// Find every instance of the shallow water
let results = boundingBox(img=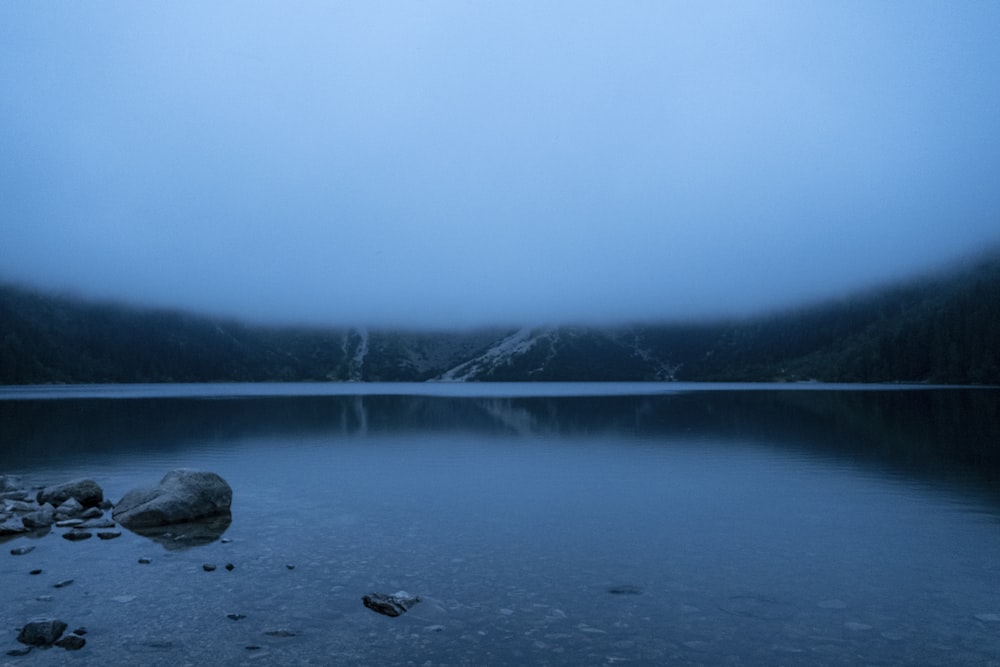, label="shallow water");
[1,383,999,665]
